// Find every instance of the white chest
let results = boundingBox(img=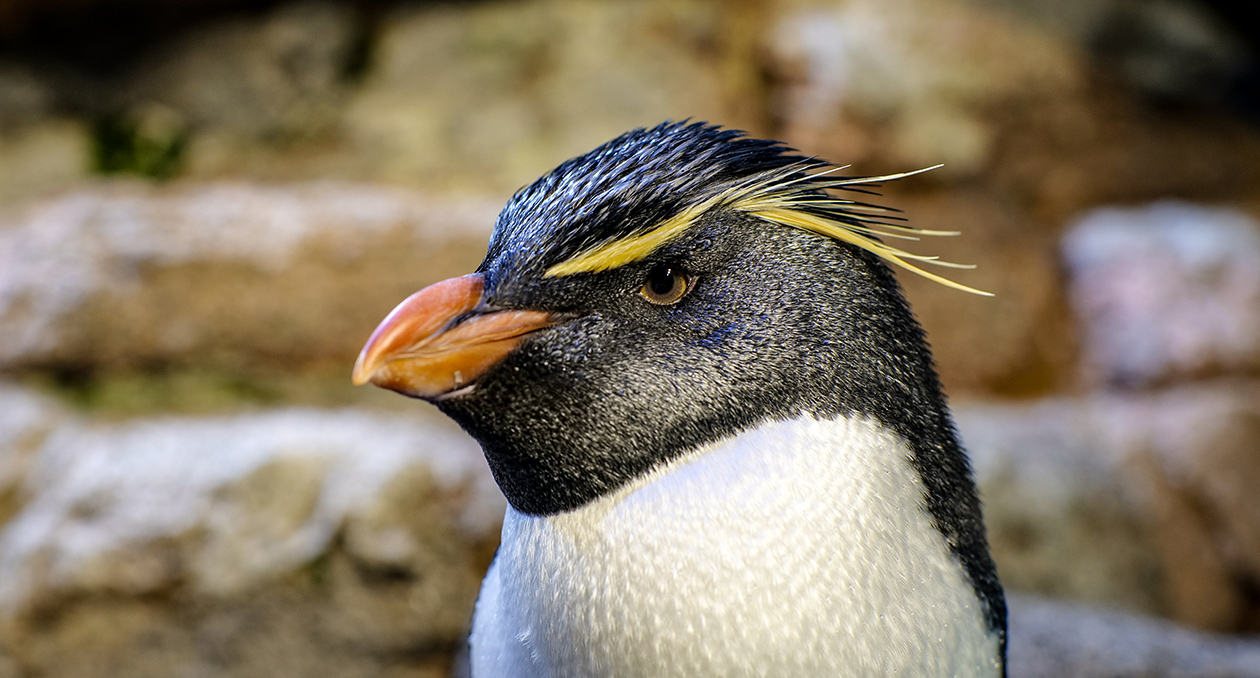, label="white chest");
[470,414,1001,677]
